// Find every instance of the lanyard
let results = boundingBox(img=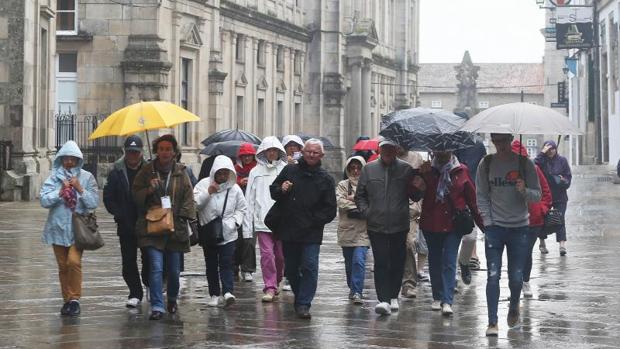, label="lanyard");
[156,171,171,196]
